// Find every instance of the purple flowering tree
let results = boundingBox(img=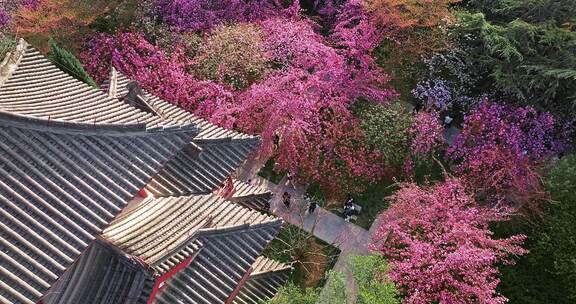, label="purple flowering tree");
[412,79,453,111]
[447,101,571,210]
[0,0,38,29]
[153,0,300,32]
